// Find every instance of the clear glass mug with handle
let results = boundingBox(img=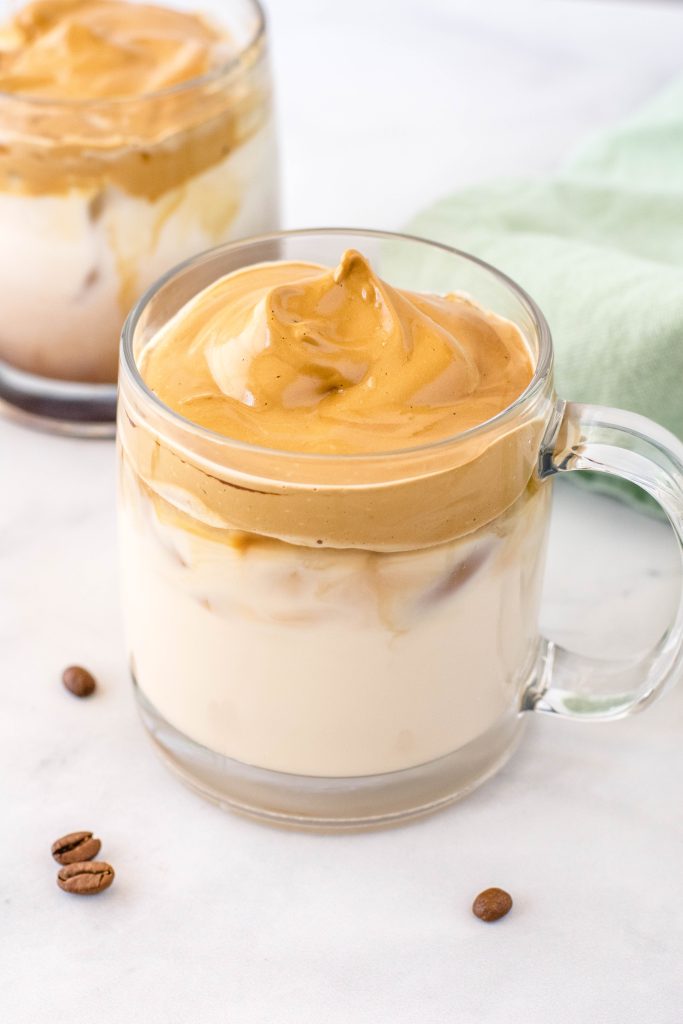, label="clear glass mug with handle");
[117,229,683,830]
